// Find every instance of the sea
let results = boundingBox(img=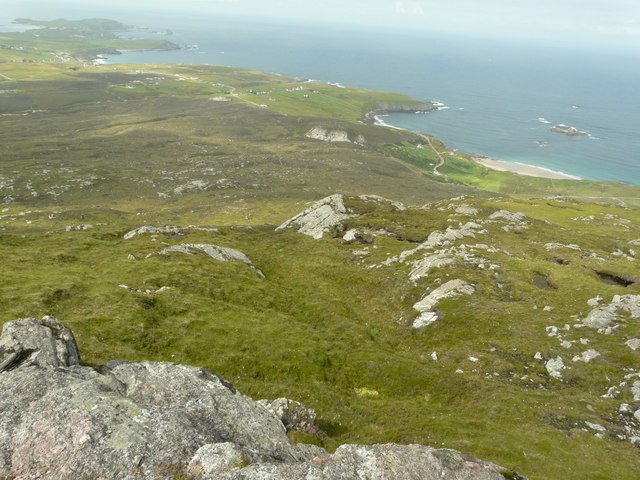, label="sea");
[3,9,639,184]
